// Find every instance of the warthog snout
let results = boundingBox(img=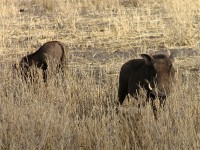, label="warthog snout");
[146,79,167,100]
